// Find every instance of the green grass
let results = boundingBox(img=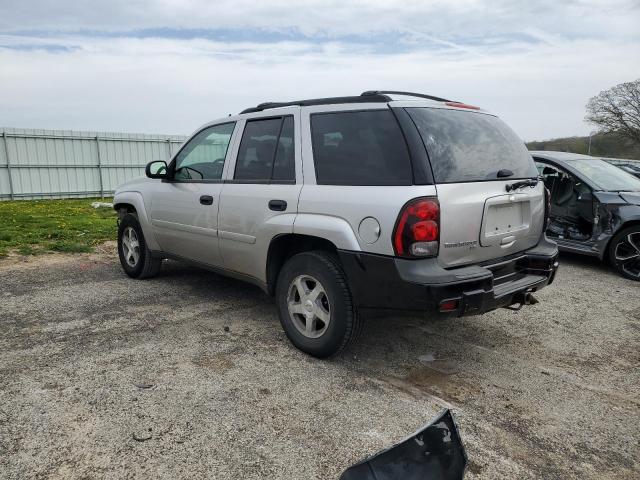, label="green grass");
[0,198,117,257]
